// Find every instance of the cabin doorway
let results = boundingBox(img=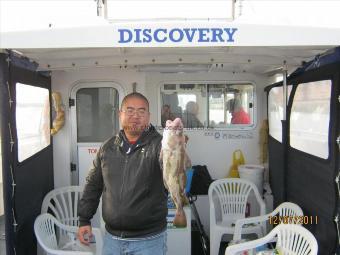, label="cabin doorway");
[70,82,122,227]
[70,82,122,186]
